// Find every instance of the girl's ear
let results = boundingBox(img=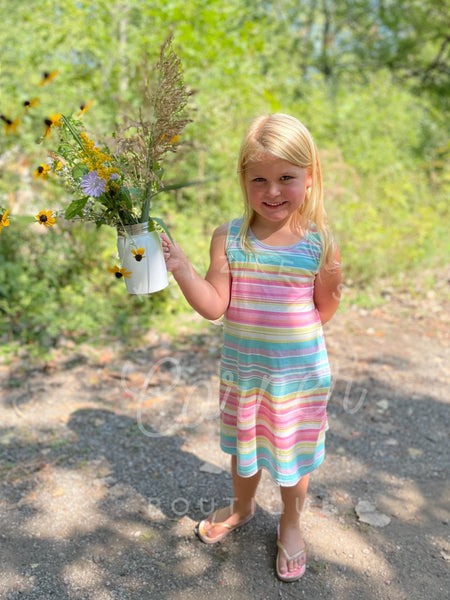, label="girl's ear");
[306,170,313,188]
